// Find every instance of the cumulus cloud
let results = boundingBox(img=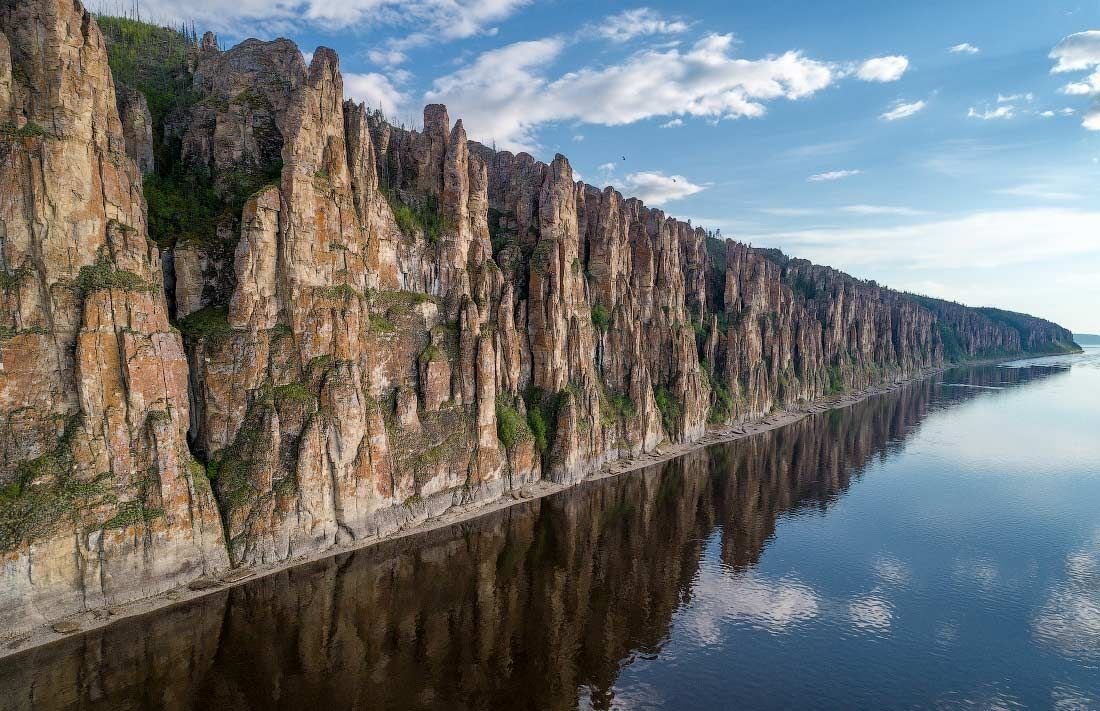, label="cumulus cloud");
[587,8,689,43]
[808,169,861,182]
[1049,31,1100,73]
[345,72,407,115]
[620,171,707,205]
[1049,31,1100,129]
[997,92,1034,103]
[660,118,685,128]
[949,43,980,54]
[968,105,1015,120]
[1085,106,1100,130]
[880,99,926,121]
[1062,78,1100,95]
[855,55,909,82]
[425,34,837,151]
